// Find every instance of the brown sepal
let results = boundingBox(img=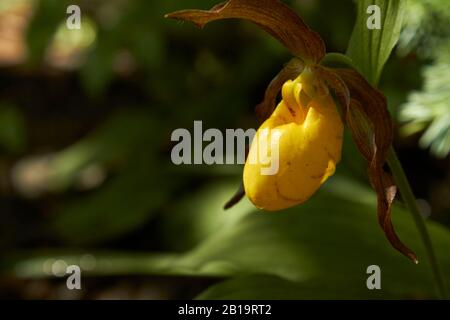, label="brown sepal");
[313,65,350,118]
[334,68,417,263]
[256,58,304,123]
[165,0,325,63]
